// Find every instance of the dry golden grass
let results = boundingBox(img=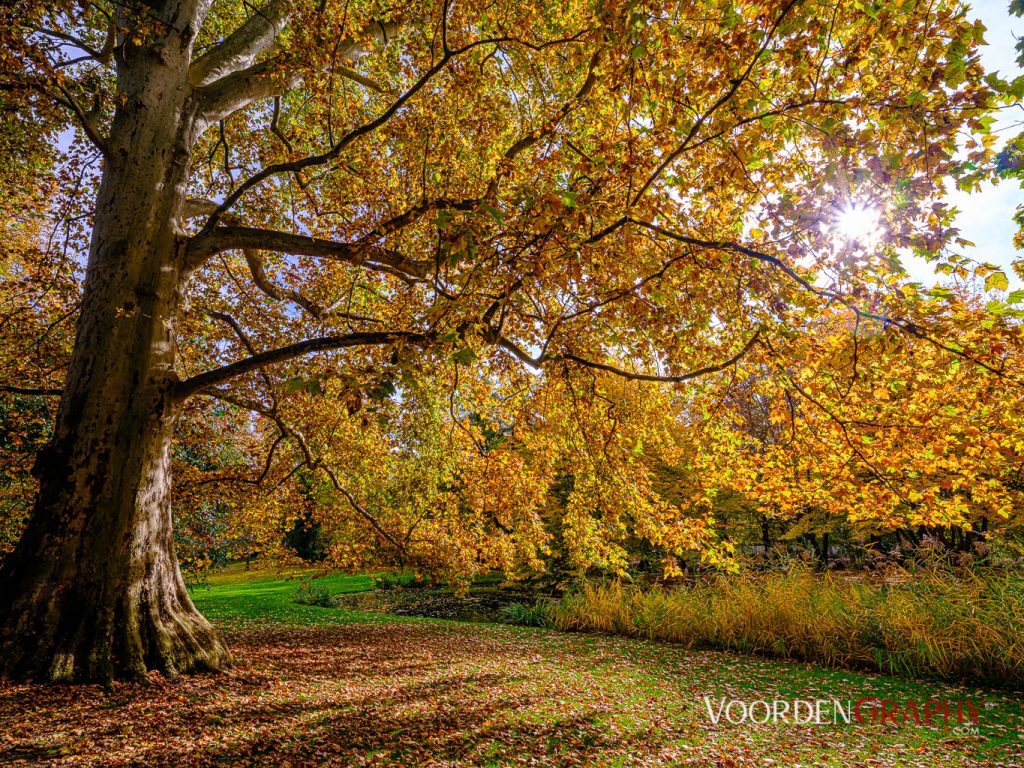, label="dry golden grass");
[551,567,1024,686]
